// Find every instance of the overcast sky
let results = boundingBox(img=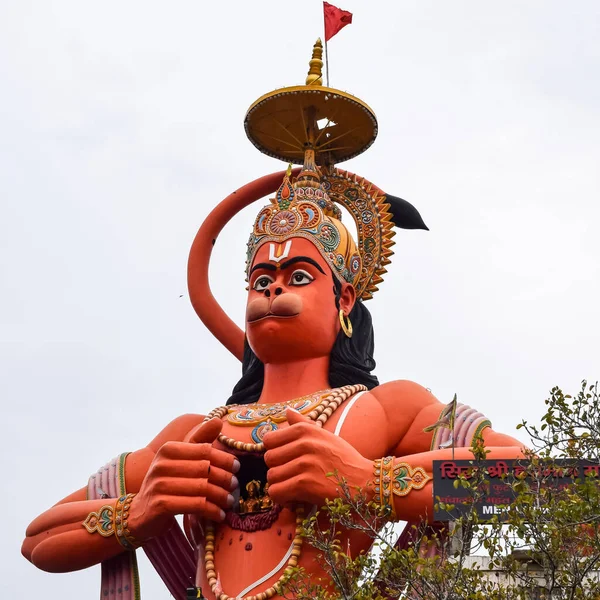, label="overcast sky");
[2,1,599,597]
